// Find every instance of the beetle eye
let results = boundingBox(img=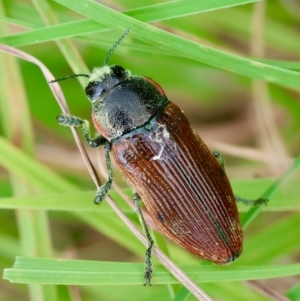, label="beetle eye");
[85,82,105,101]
